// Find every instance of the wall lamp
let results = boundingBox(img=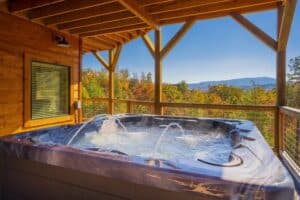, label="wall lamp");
[53,34,70,48]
